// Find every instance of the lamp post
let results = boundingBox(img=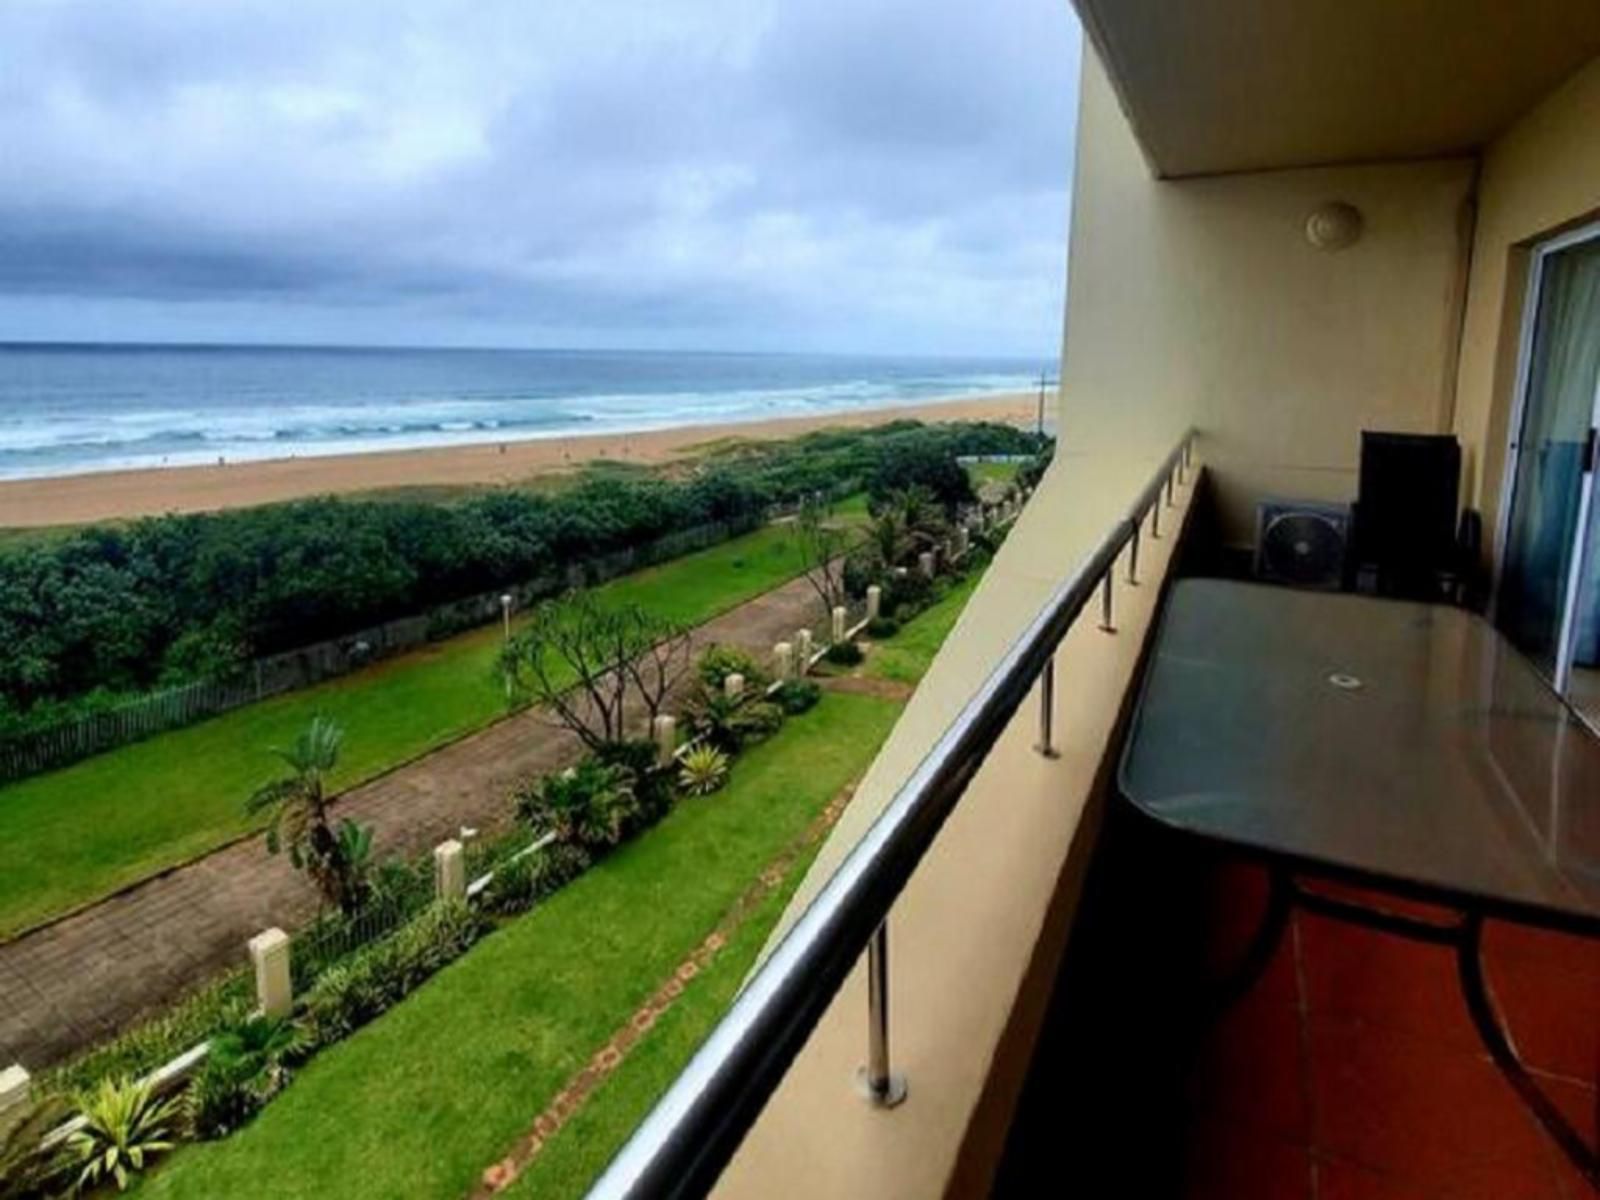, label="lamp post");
[500,594,514,698]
